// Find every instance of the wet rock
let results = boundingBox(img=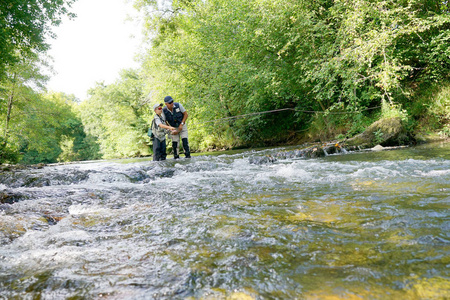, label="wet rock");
[305,147,325,158]
[43,214,66,225]
[49,170,90,185]
[0,164,27,172]
[154,168,177,178]
[283,145,328,159]
[371,145,385,151]
[0,165,11,172]
[248,155,277,165]
[0,191,28,204]
[126,170,151,182]
[0,169,93,188]
[323,145,337,155]
[0,171,35,188]
[23,176,51,187]
[0,173,51,187]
